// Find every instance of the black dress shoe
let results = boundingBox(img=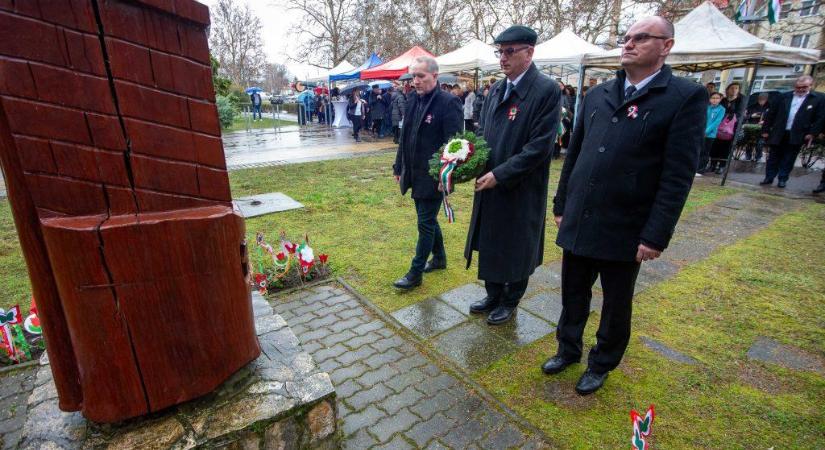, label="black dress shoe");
[423,258,446,273]
[759,178,773,185]
[541,355,576,375]
[392,273,421,290]
[777,180,787,188]
[575,369,609,395]
[469,296,499,314]
[487,305,517,325]
[813,183,825,194]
